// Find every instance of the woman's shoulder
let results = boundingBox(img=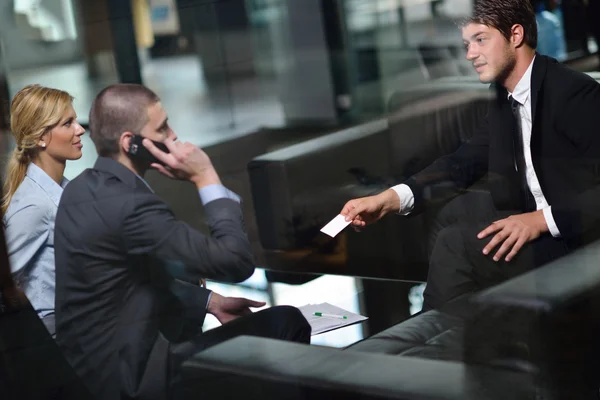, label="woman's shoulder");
[4,178,53,224]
